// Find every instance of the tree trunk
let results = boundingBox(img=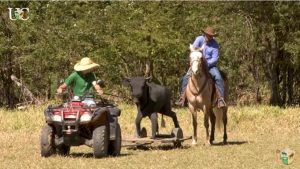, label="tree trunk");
[287,67,294,105]
[269,65,282,106]
[4,51,15,108]
[11,75,41,105]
